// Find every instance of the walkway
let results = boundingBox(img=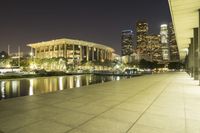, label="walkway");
[0,72,200,133]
